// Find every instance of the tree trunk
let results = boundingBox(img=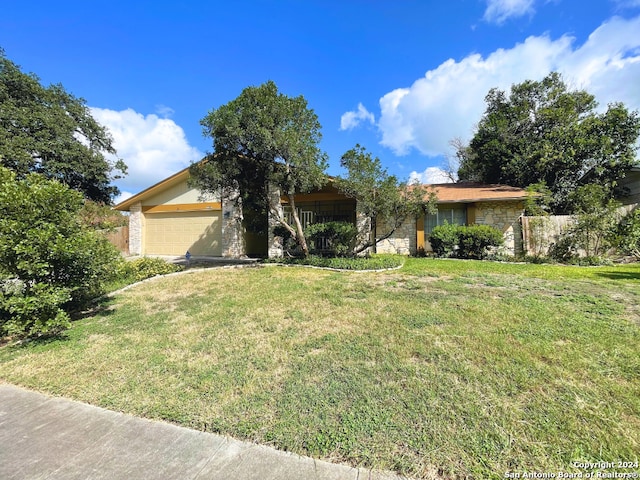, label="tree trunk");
[287,193,309,257]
